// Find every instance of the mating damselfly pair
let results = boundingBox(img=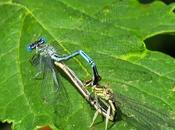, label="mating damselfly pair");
[27,38,175,130]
